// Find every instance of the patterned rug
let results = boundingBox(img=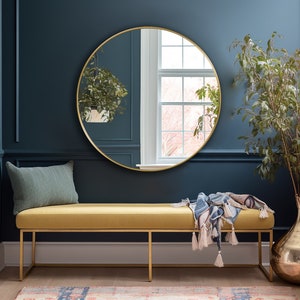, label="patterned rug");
[15,286,298,300]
